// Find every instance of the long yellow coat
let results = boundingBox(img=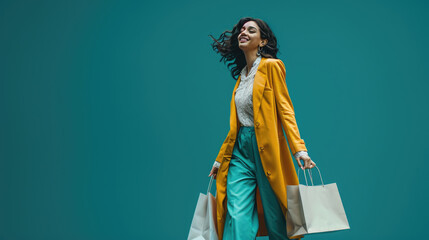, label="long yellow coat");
[215,57,308,240]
